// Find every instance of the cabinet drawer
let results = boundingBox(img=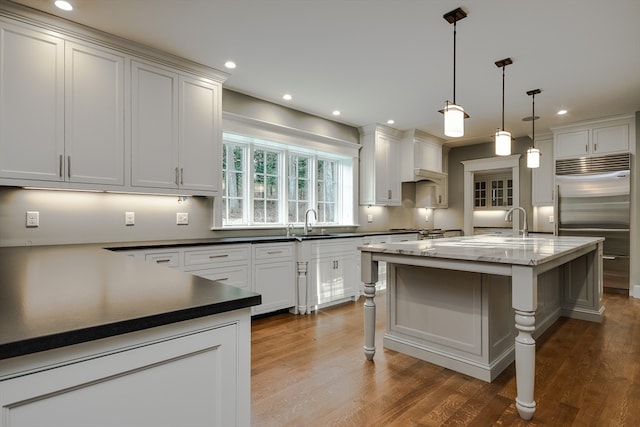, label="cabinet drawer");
[312,239,357,257]
[186,266,250,290]
[184,245,250,267]
[145,251,180,268]
[253,243,294,261]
